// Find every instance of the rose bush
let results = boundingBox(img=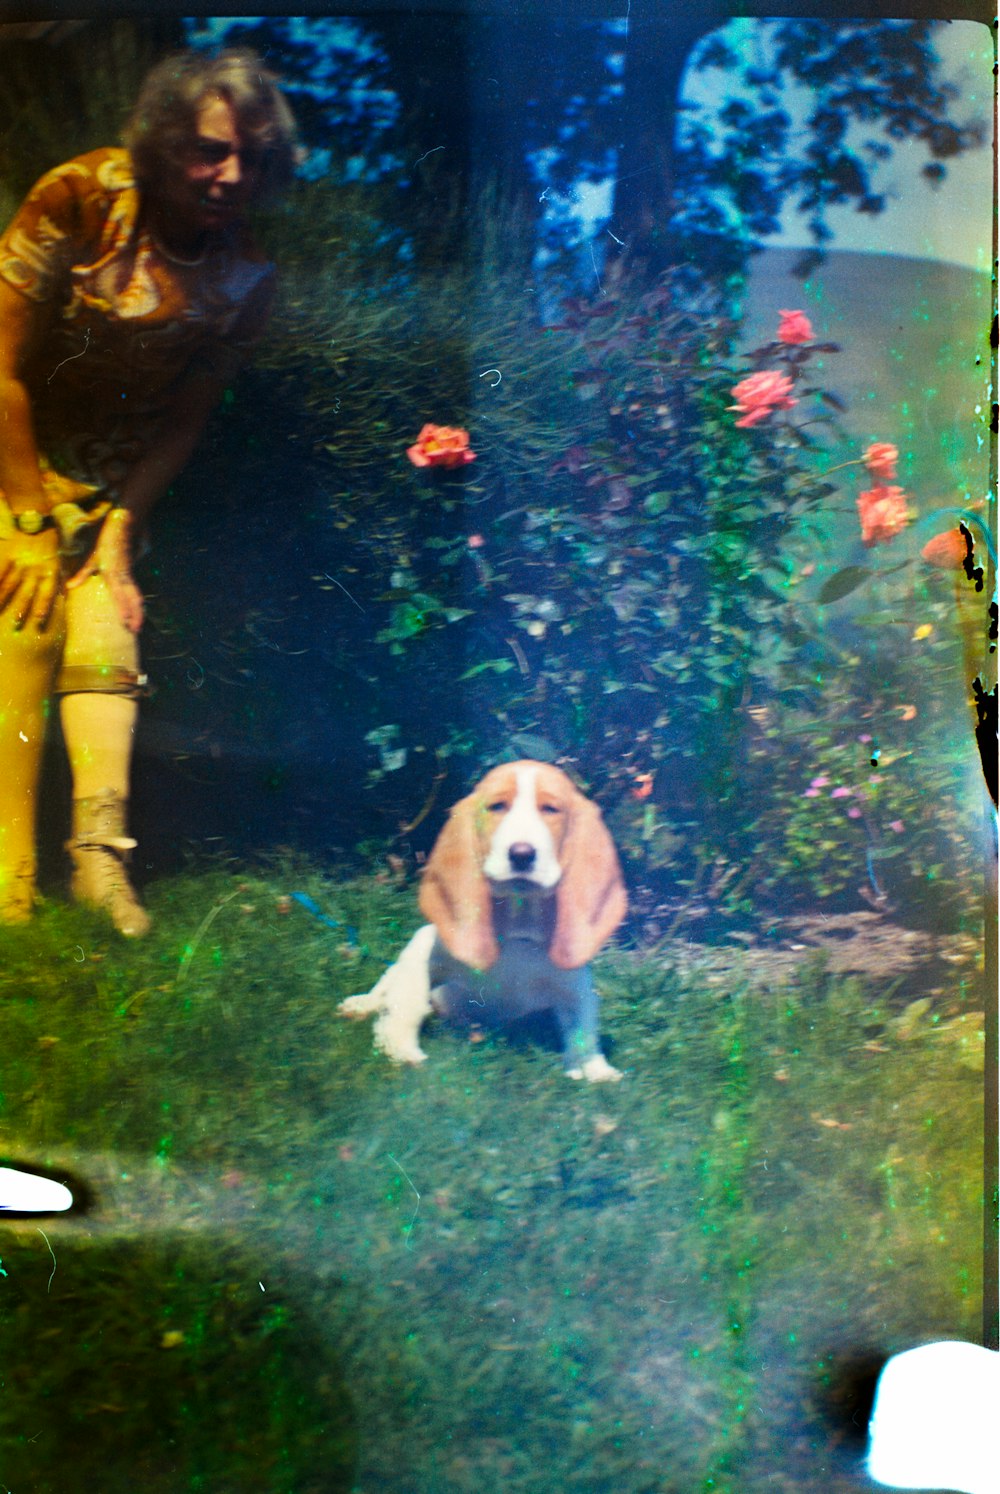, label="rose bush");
[268,236,990,926]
